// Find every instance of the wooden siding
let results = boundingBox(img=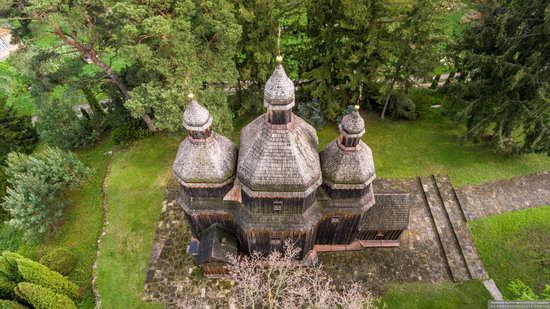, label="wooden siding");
[315,213,362,245]
[242,190,316,214]
[268,109,292,124]
[182,182,233,198]
[357,230,403,241]
[239,229,316,259]
[322,184,373,199]
[189,127,212,139]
